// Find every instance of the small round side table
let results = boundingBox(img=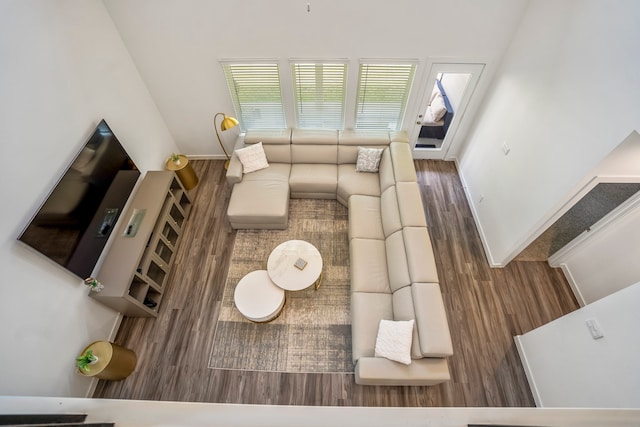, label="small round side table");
[234,270,285,322]
[78,340,137,380]
[166,155,199,190]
